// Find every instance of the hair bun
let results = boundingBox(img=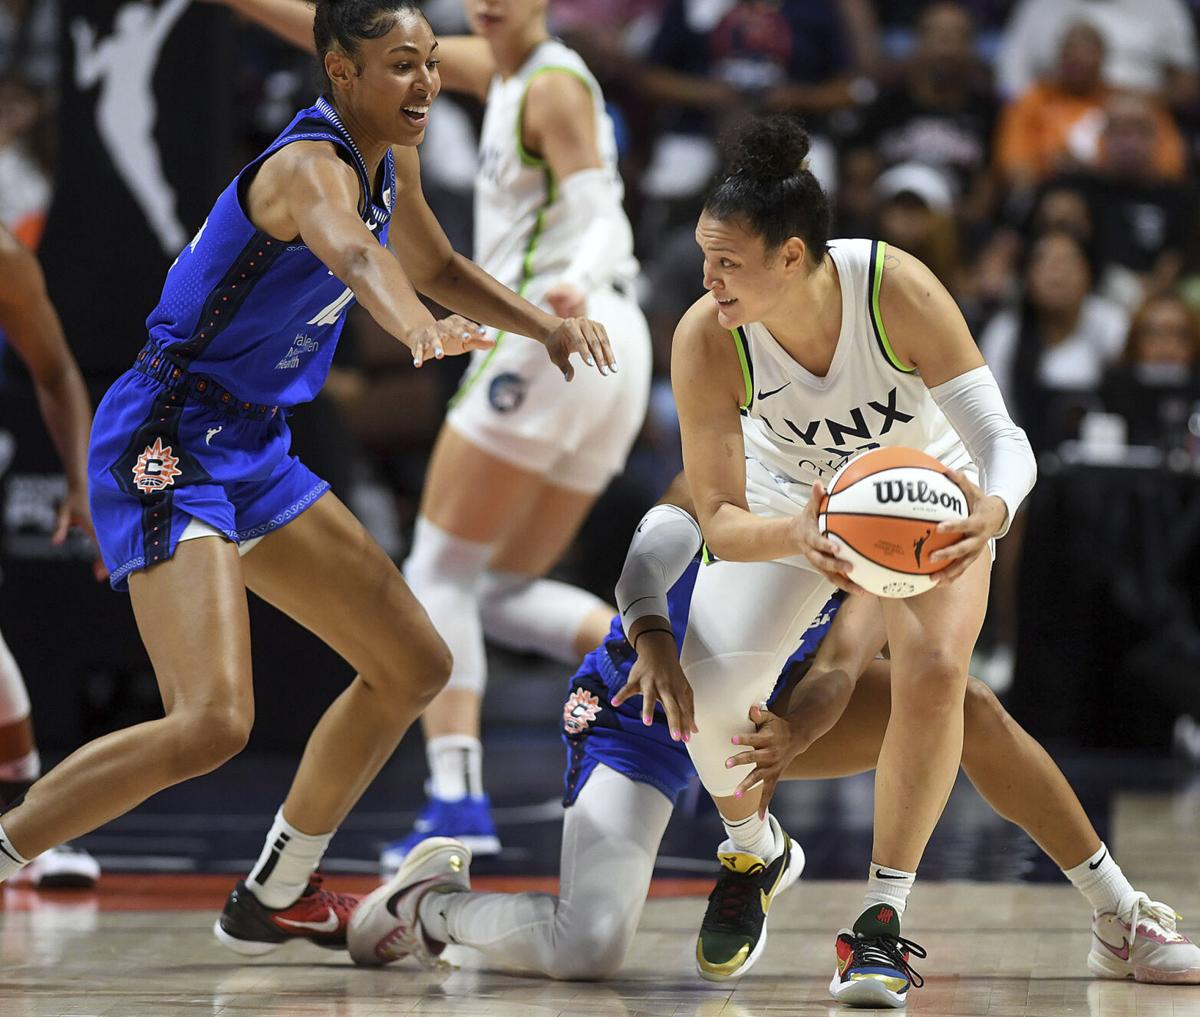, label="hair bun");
[722,115,810,183]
